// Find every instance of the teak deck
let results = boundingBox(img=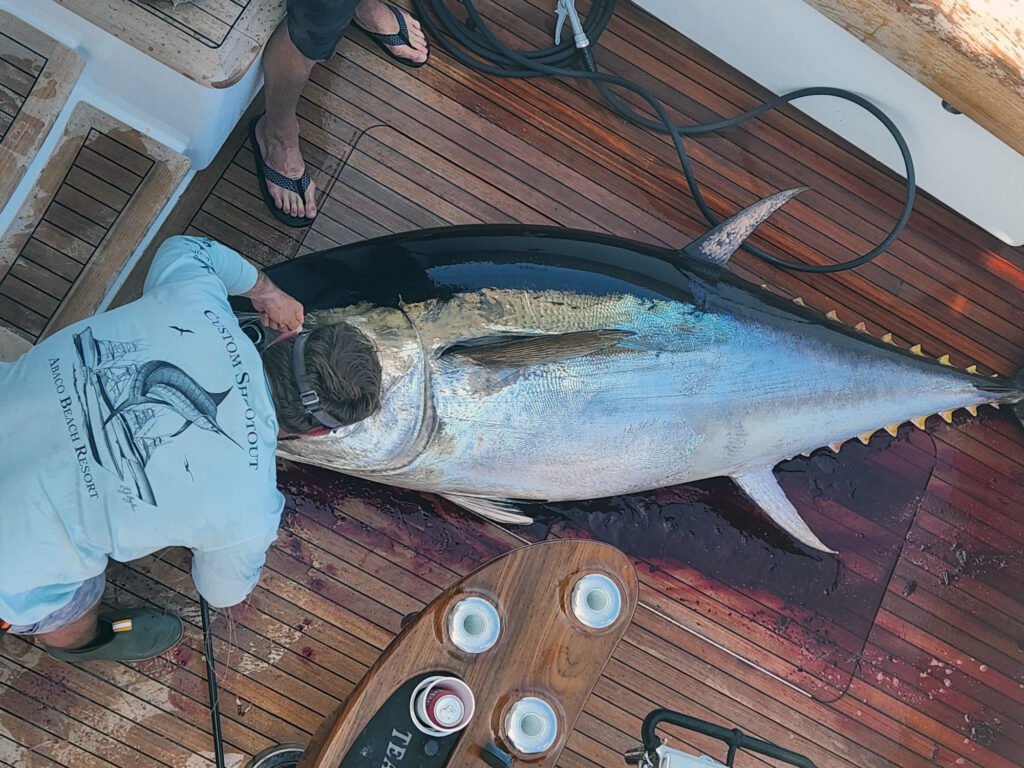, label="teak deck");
[2,1,1024,767]
[0,102,189,343]
[53,0,285,88]
[0,11,82,213]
